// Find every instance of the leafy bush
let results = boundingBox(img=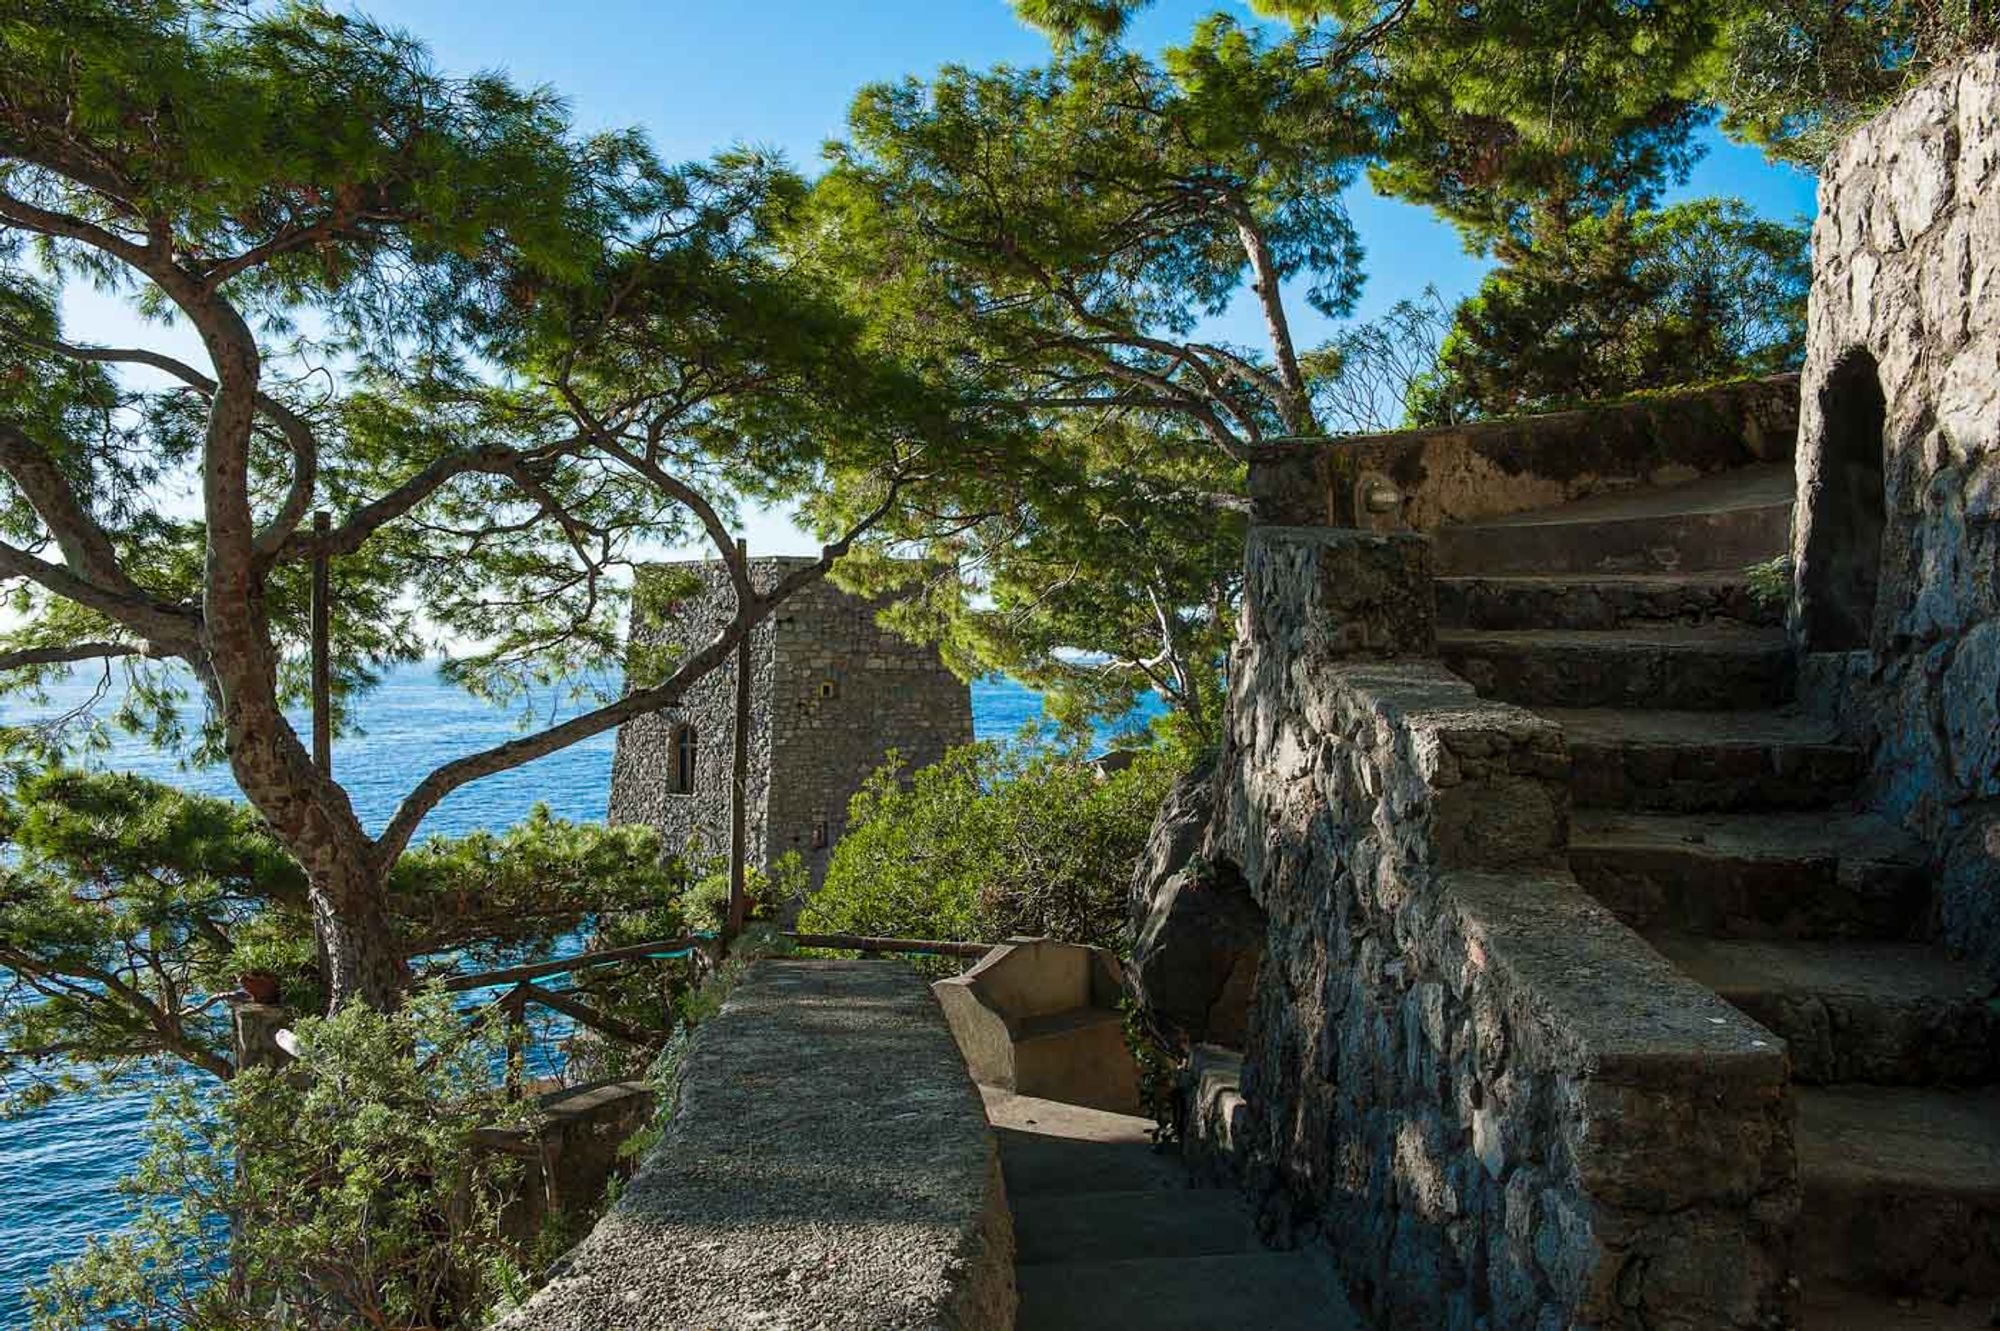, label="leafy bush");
[679,852,807,934]
[801,736,1184,955]
[1745,554,1794,609]
[30,992,541,1331]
